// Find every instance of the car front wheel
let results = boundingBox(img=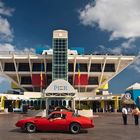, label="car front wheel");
[70,123,81,134]
[25,123,36,133]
